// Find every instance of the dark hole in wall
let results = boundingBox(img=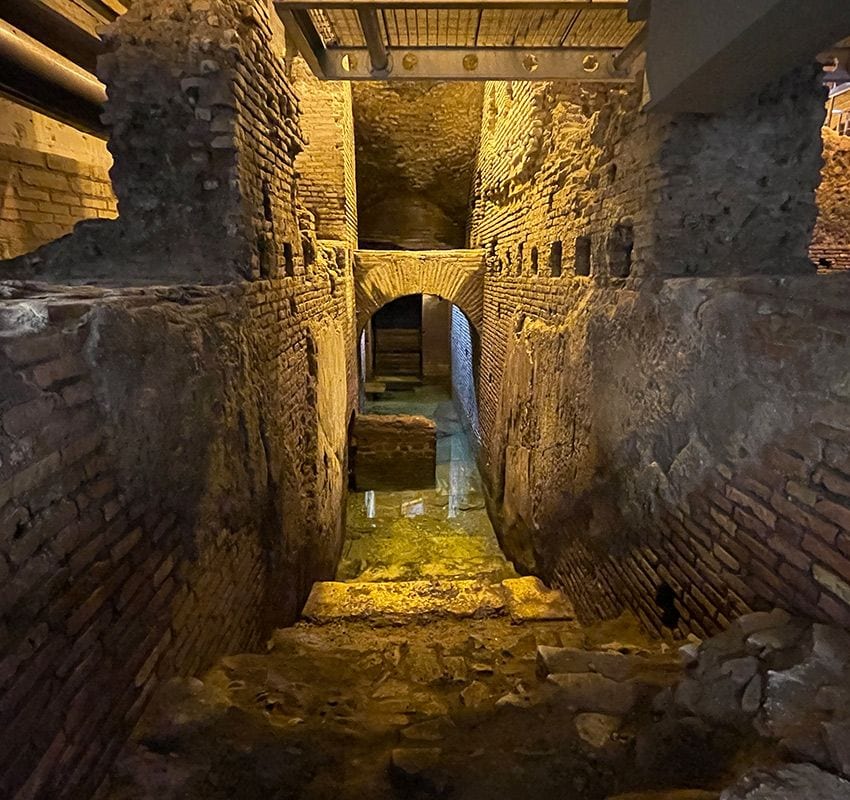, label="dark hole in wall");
[517,242,524,275]
[283,242,294,277]
[530,246,539,274]
[549,240,563,277]
[373,295,422,329]
[655,582,680,629]
[575,236,591,276]
[608,221,634,278]
[301,233,315,267]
